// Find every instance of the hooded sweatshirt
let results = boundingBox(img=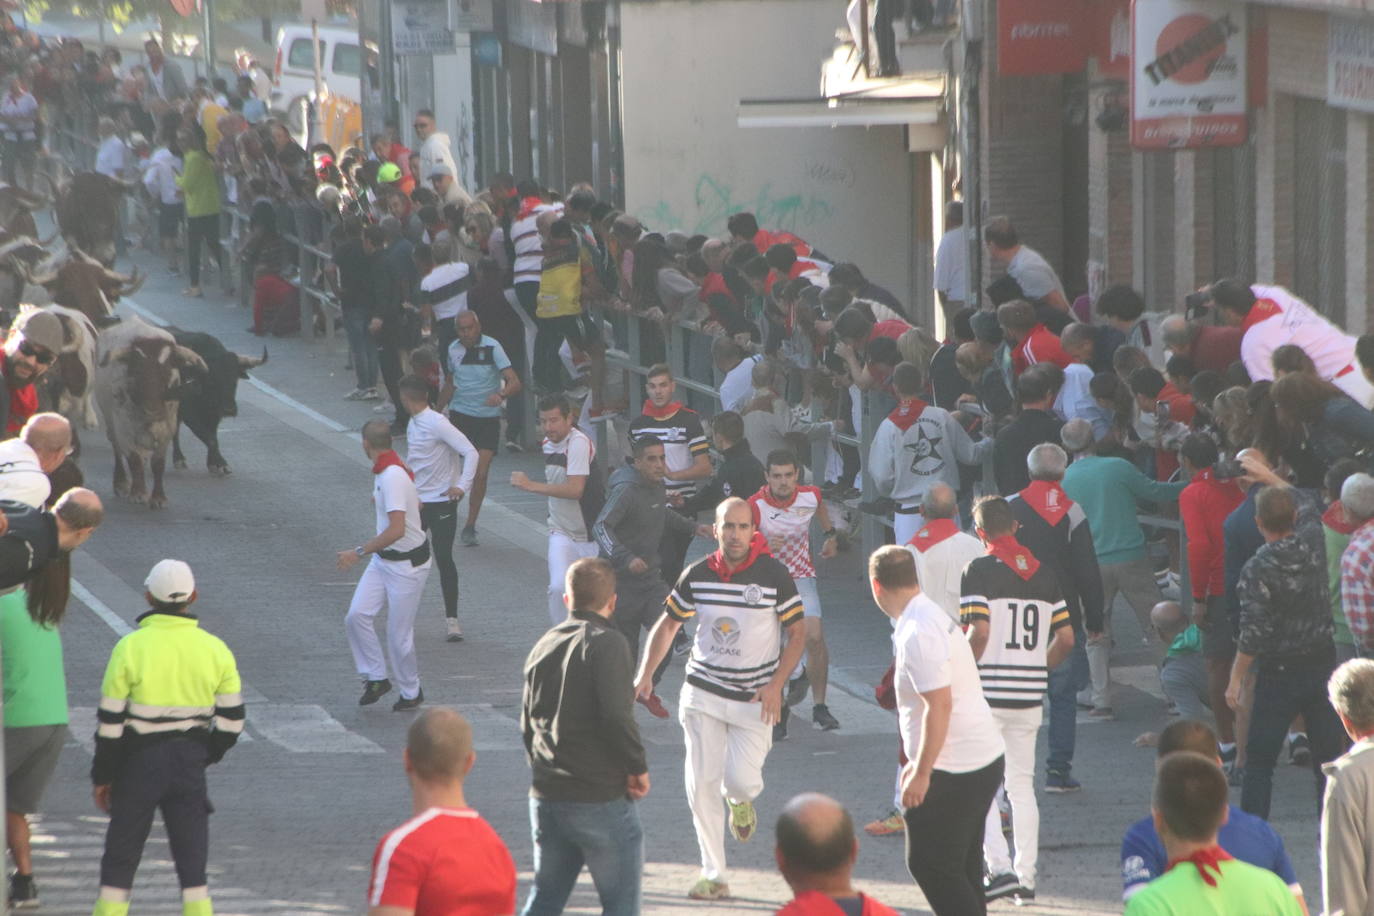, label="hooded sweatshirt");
[1236,529,1333,661]
[592,465,696,582]
[868,399,990,505]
